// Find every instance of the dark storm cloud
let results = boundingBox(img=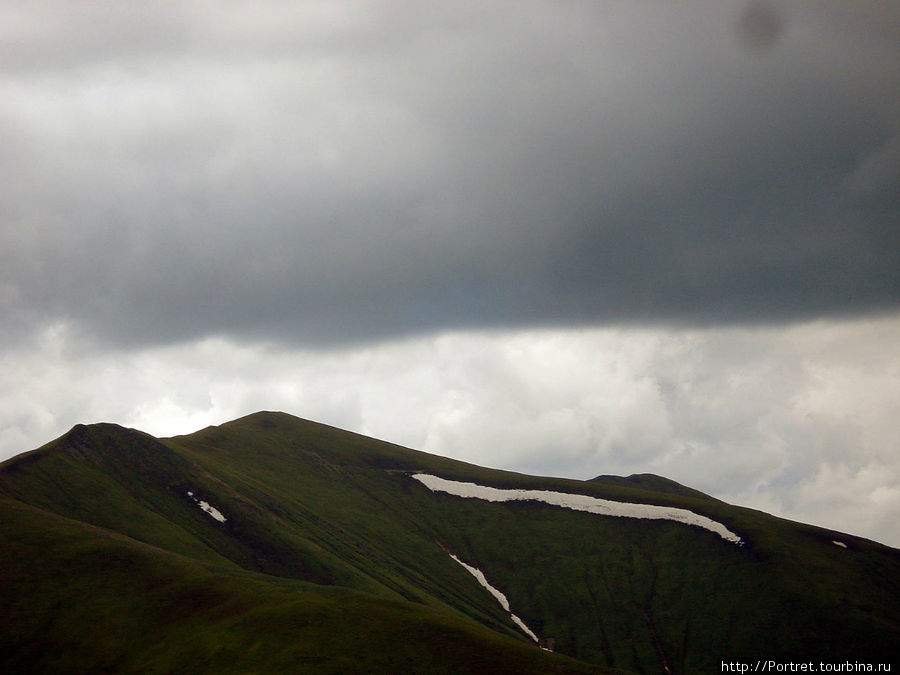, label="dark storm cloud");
[2,0,898,349]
